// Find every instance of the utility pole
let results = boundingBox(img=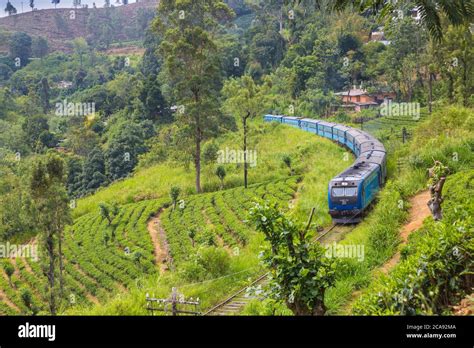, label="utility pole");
[146,287,201,316]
